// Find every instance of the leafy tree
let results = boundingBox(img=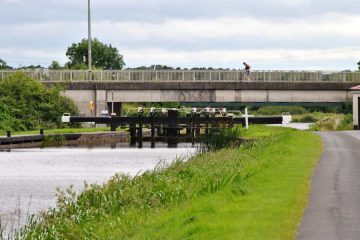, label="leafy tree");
[358,61,360,70]
[0,58,11,69]
[0,73,78,131]
[49,60,62,70]
[150,65,174,70]
[66,38,125,70]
